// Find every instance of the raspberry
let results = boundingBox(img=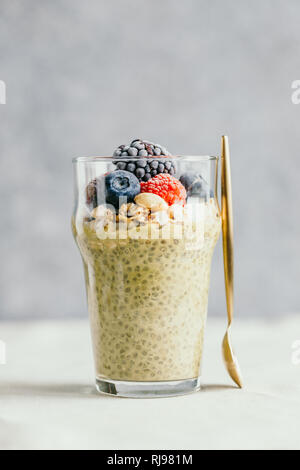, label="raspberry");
[141,174,187,206]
